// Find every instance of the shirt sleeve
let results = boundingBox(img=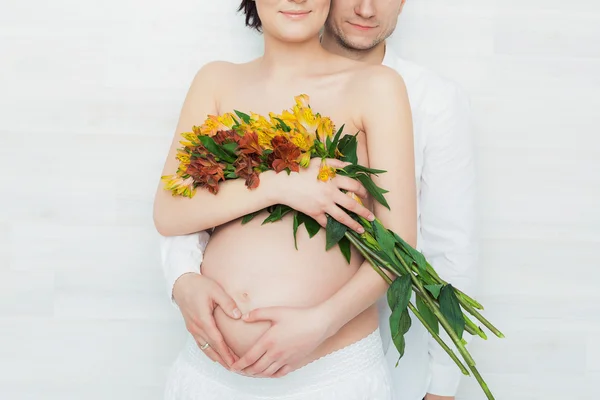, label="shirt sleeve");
[419,81,479,396]
[159,231,211,307]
